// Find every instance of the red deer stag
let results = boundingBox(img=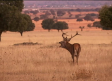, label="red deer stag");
[59,32,81,64]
